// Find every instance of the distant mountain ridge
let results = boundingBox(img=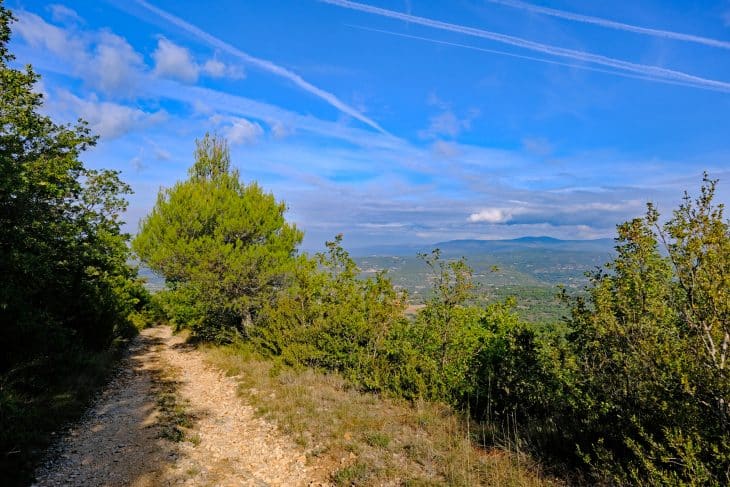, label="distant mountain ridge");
[350,236,614,257]
[510,236,564,243]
